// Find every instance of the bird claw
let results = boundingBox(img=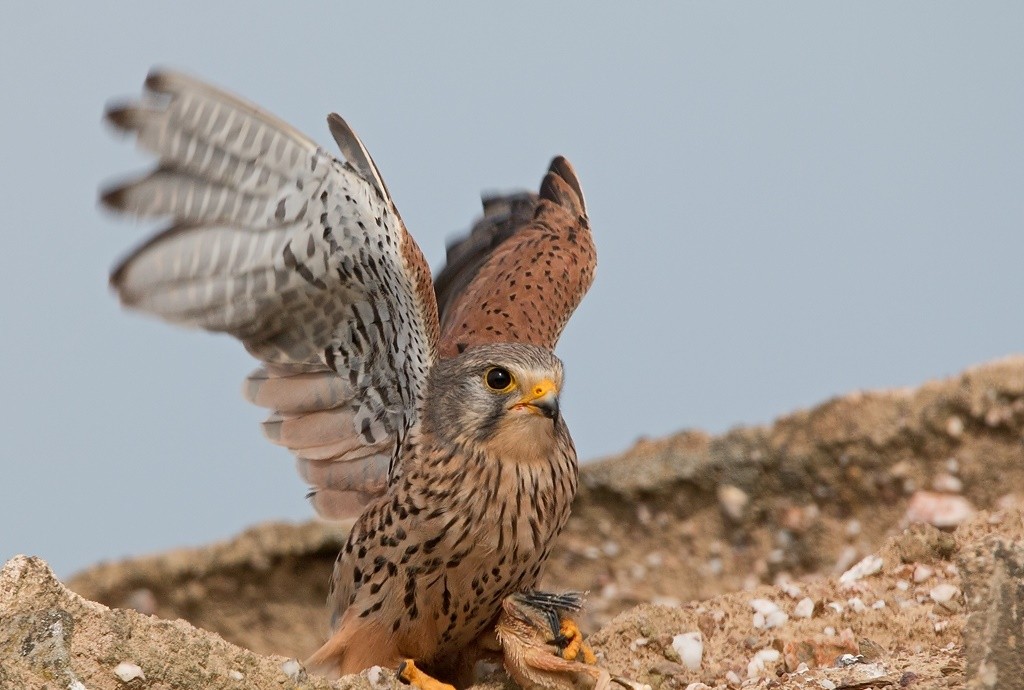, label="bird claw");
[397,659,456,690]
[555,617,597,664]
